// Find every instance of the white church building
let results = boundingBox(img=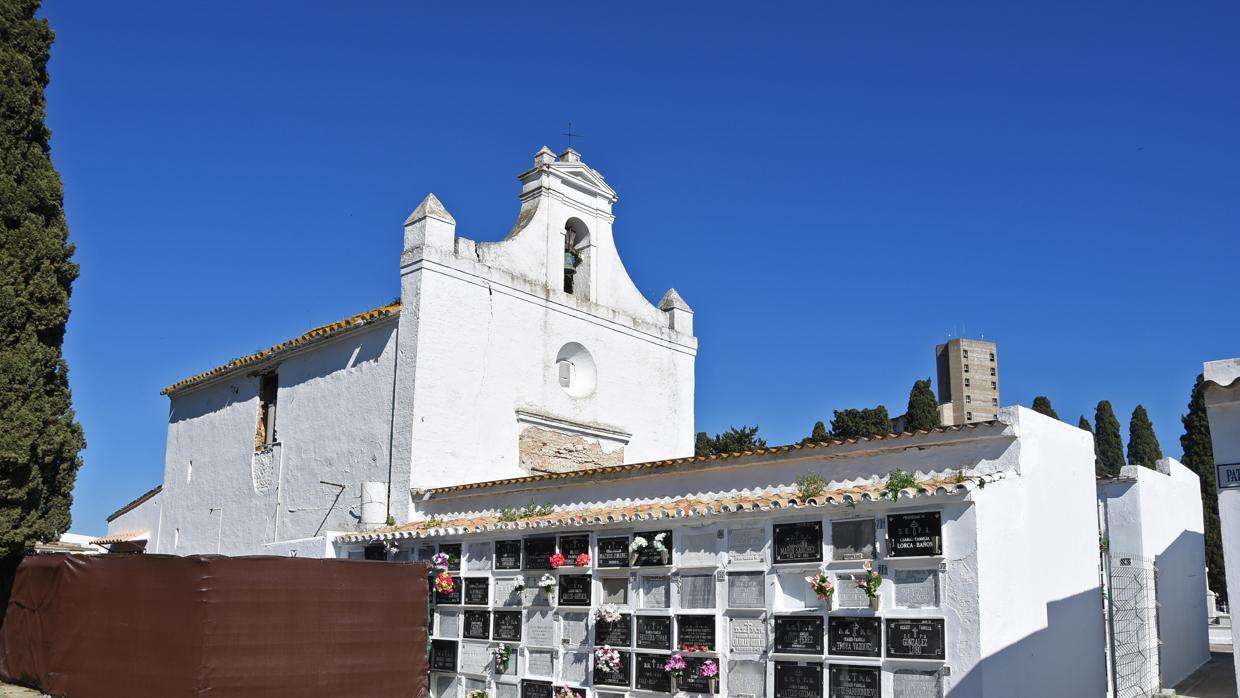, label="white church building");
[105,146,696,555]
